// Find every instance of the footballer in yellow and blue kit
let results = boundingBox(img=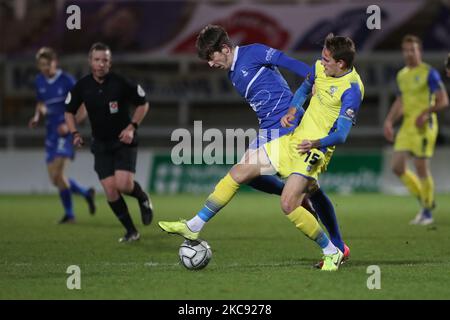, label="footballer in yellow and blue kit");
[265,60,364,180]
[393,62,443,158]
